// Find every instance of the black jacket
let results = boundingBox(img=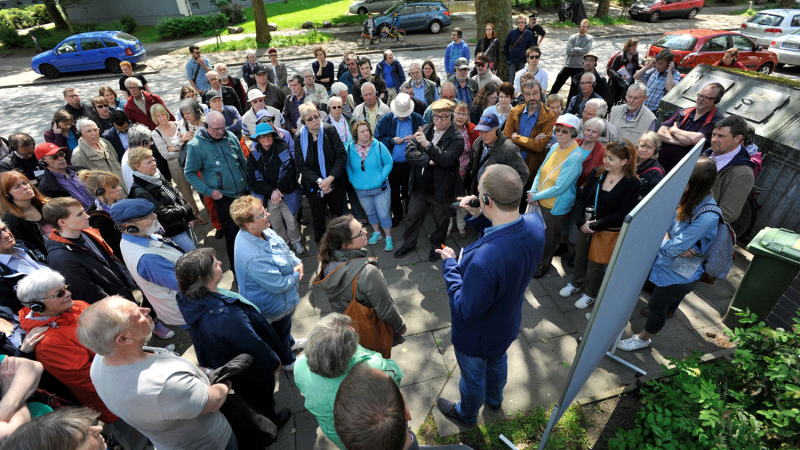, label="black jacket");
[463,134,529,195]
[87,204,124,264]
[294,124,347,196]
[574,167,641,230]
[0,153,39,181]
[636,158,664,200]
[247,137,299,199]
[204,85,243,115]
[353,75,389,106]
[2,212,47,256]
[102,128,127,163]
[0,241,47,312]
[405,123,465,203]
[45,229,135,304]
[568,68,609,102]
[35,166,87,200]
[129,175,195,238]
[64,103,101,130]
